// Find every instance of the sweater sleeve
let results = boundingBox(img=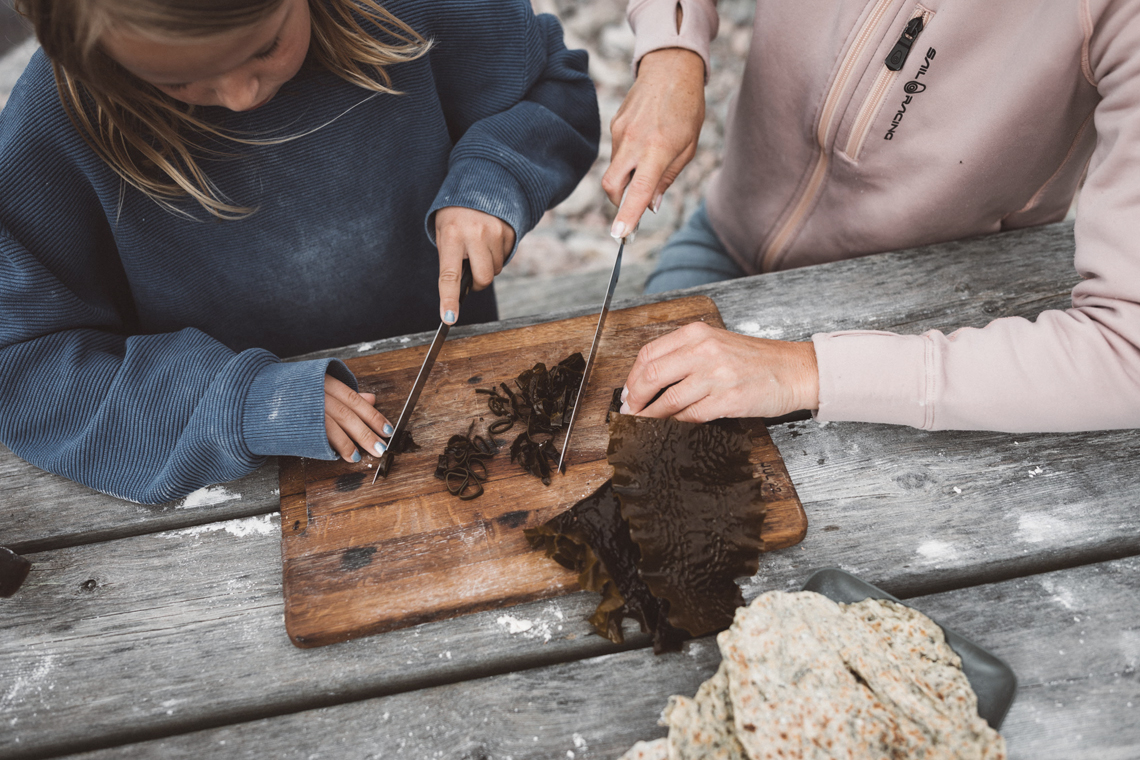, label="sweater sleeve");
[422,0,600,257]
[0,57,351,504]
[812,5,1140,433]
[627,0,719,79]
